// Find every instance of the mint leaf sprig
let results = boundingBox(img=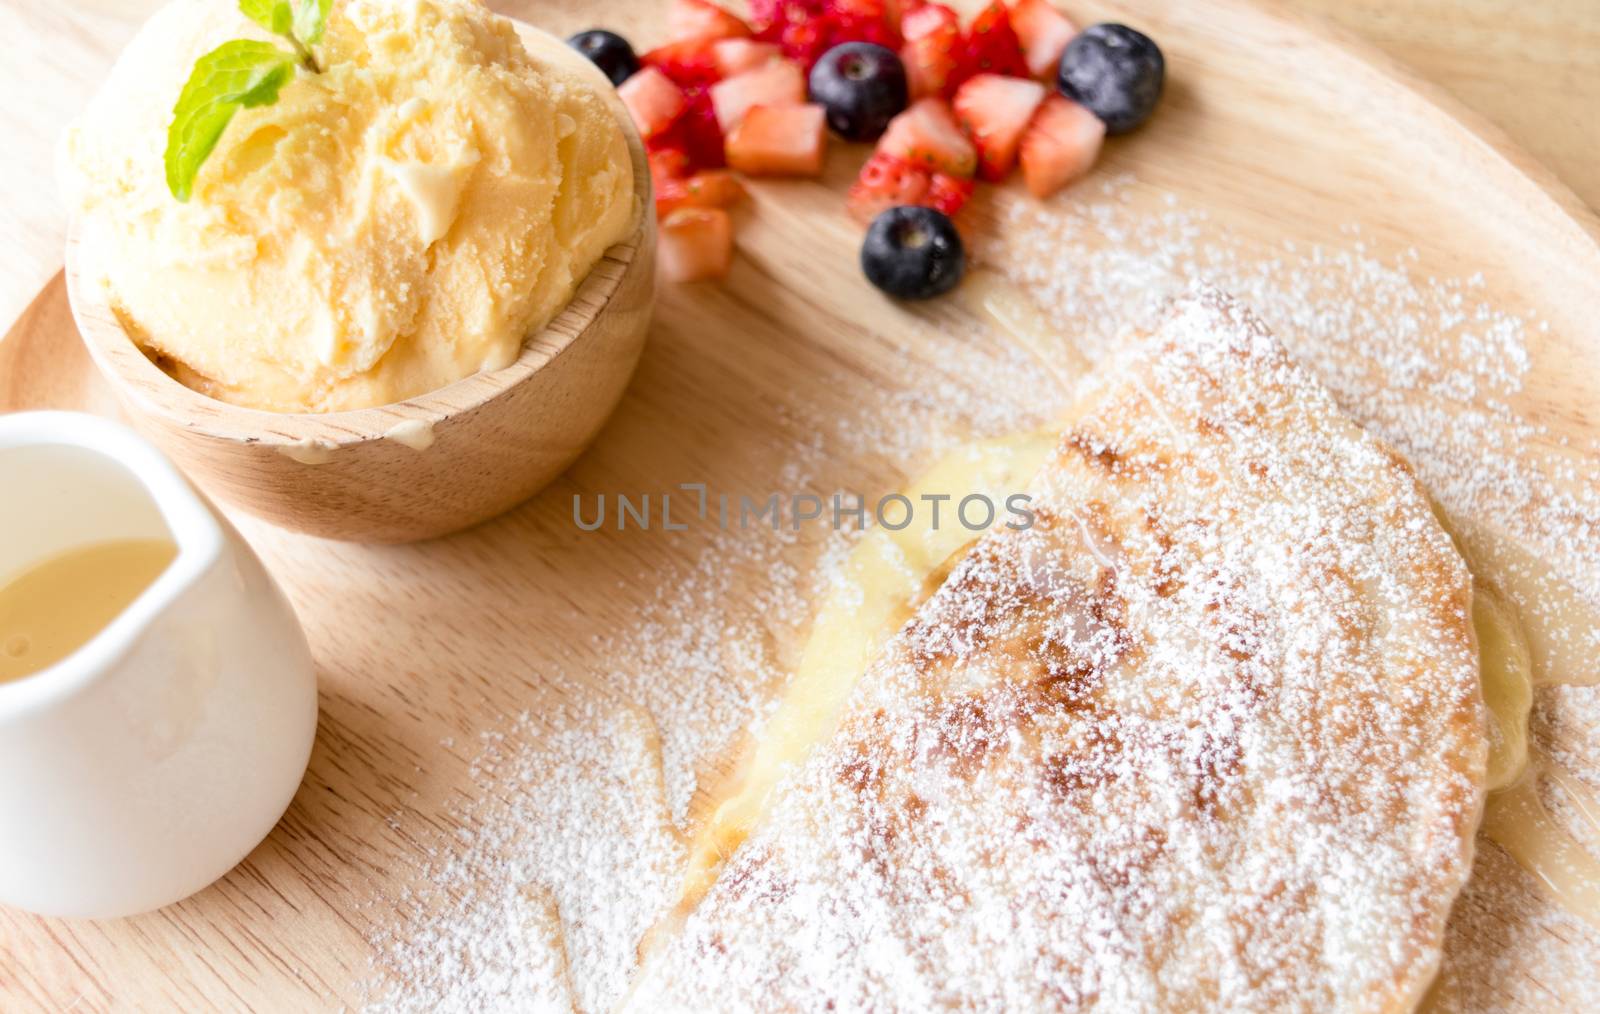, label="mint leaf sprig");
[164,0,333,202]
